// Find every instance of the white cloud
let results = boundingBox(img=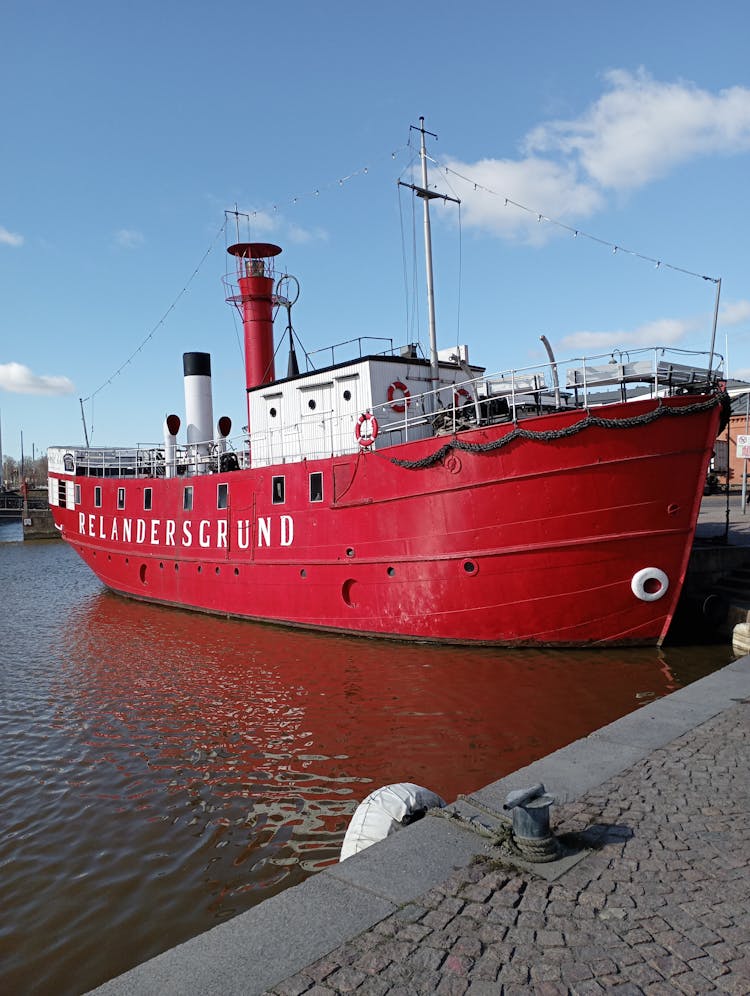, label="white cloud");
[555,297,750,356]
[287,222,328,245]
[722,299,750,325]
[525,68,750,190]
[435,156,603,244]
[235,208,327,246]
[437,70,750,242]
[242,209,278,236]
[114,228,145,249]
[560,315,701,354]
[0,226,23,247]
[0,362,75,396]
